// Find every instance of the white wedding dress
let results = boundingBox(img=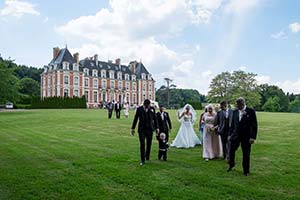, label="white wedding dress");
[171,114,201,148]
